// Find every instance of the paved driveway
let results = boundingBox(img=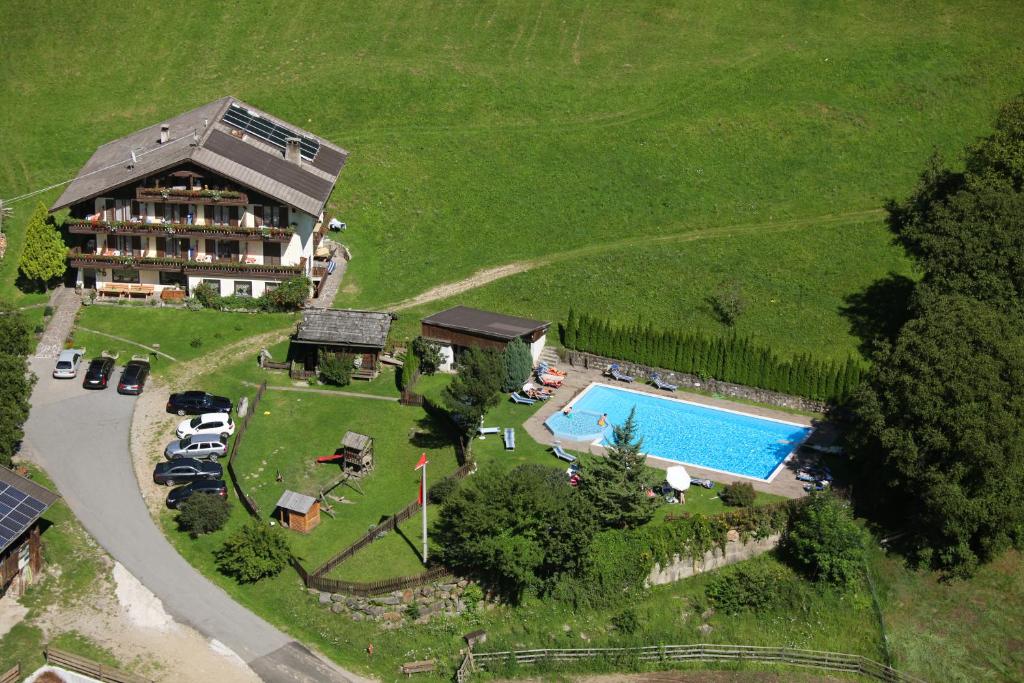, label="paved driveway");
[23,359,368,683]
